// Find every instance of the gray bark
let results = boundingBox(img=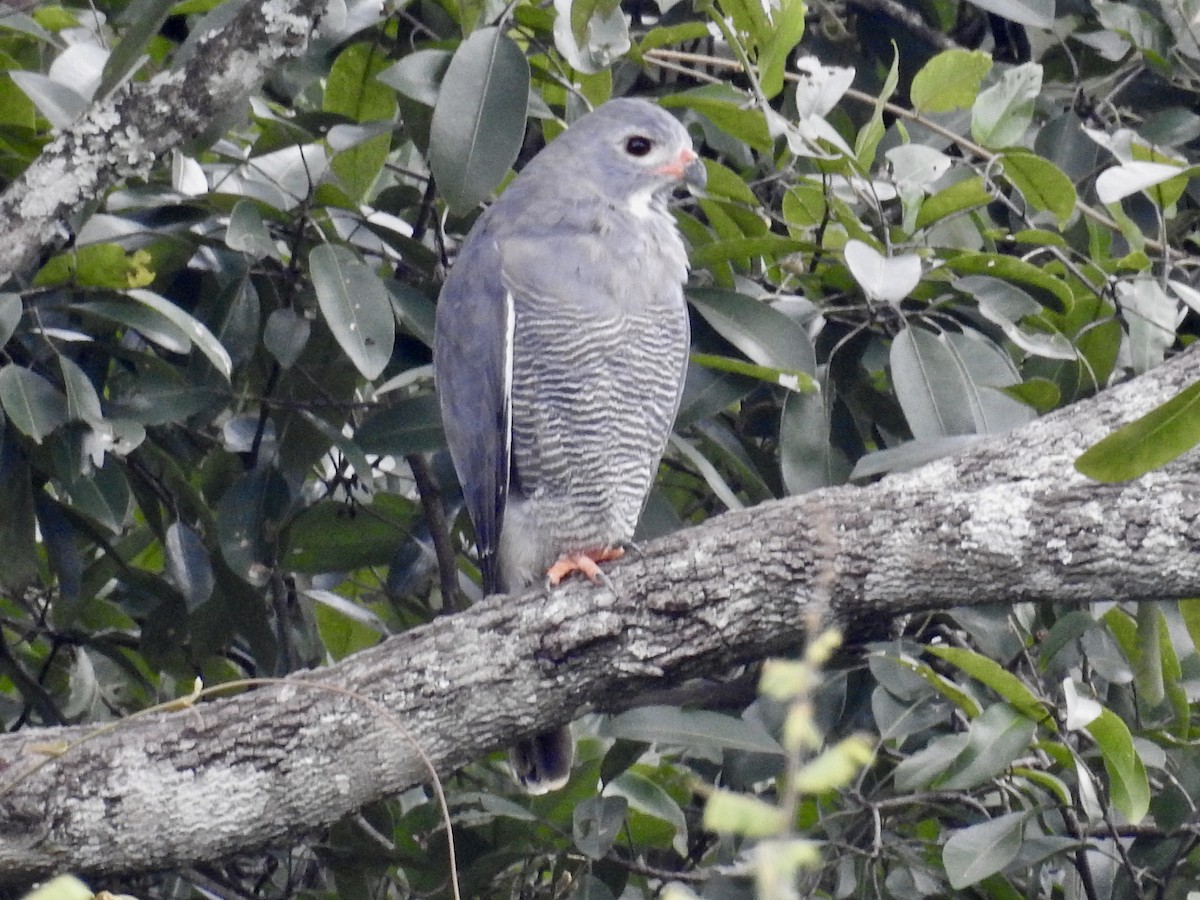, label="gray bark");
[0,0,326,285]
[1,338,1198,886]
